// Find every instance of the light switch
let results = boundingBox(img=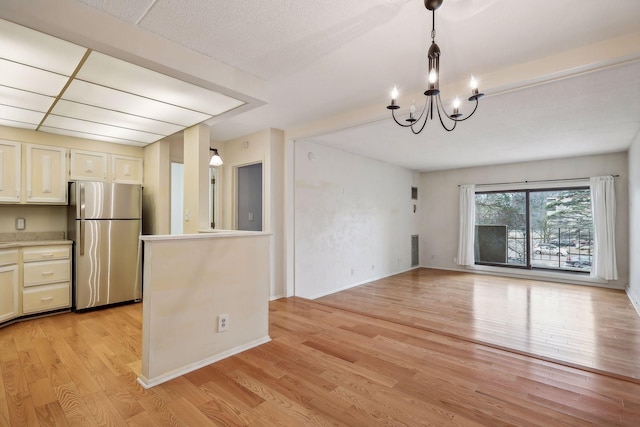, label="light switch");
[16,218,26,230]
[248,212,254,221]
